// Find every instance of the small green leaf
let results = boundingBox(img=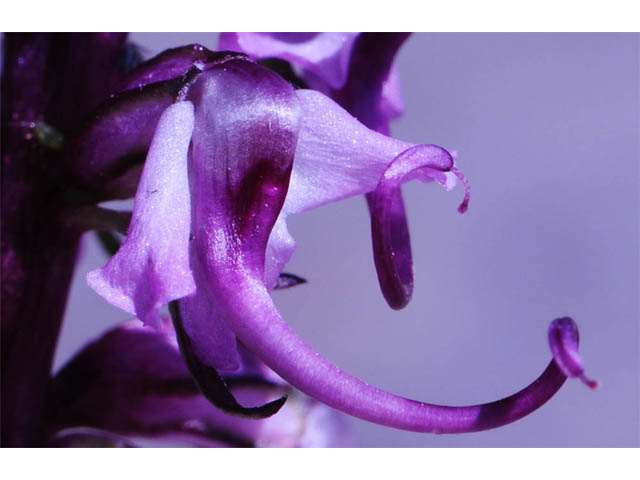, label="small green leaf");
[34,121,64,150]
